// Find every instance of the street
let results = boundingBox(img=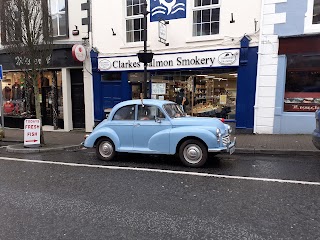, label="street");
[0,147,319,239]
